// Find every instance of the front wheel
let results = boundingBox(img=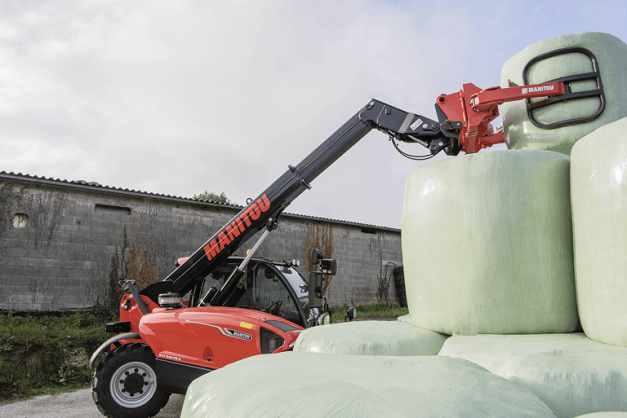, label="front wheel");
[92,343,170,418]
